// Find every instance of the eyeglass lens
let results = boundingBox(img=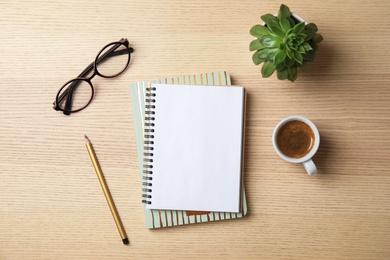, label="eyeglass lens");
[57,79,93,112]
[96,43,130,77]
